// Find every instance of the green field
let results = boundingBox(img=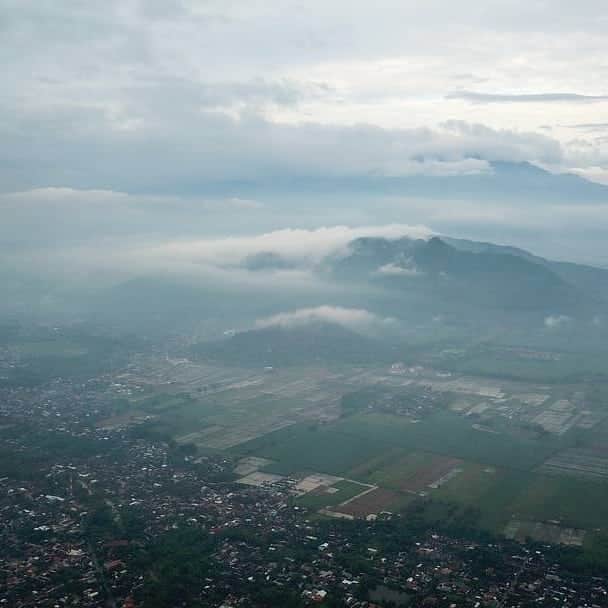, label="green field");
[234,410,574,476]
[434,462,502,507]
[434,464,608,532]
[256,411,567,472]
[232,407,608,538]
[233,424,390,475]
[333,412,568,470]
[9,339,89,357]
[128,393,219,439]
[296,480,370,510]
[1,330,132,386]
[443,348,608,383]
